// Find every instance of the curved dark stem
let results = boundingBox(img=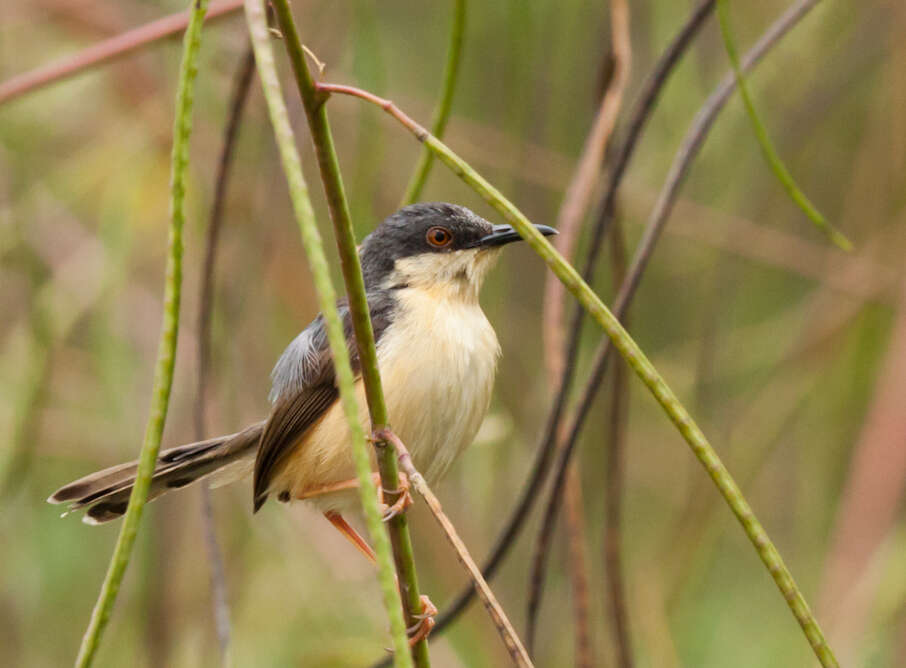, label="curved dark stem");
[551,0,718,435]
[604,362,632,667]
[579,0,717,289]
[525,315,618,652]
[551,0,718,442]
[366,8,720,667]
[194,44,255,663]
[523,0,823,647]
[525,0,717,652]
[603,220,633,668]
[563,464,594,668]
